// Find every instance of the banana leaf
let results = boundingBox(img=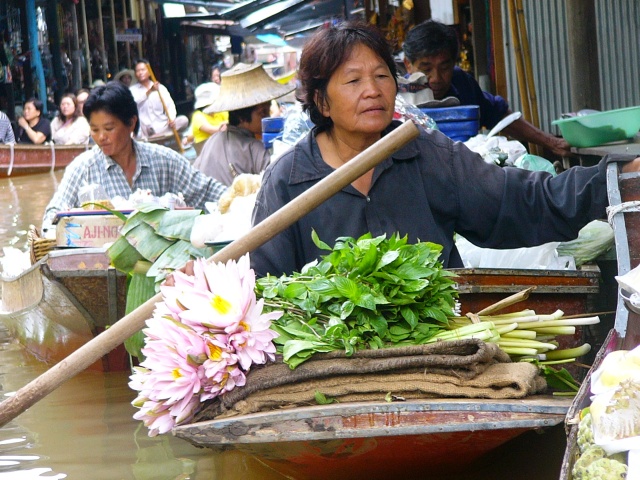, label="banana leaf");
[146,239,214,281]
[123,222,174,262]
[107,236,145,274]
[124,271,158,359]
[119,207,168,236]
[155,209,203,241]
